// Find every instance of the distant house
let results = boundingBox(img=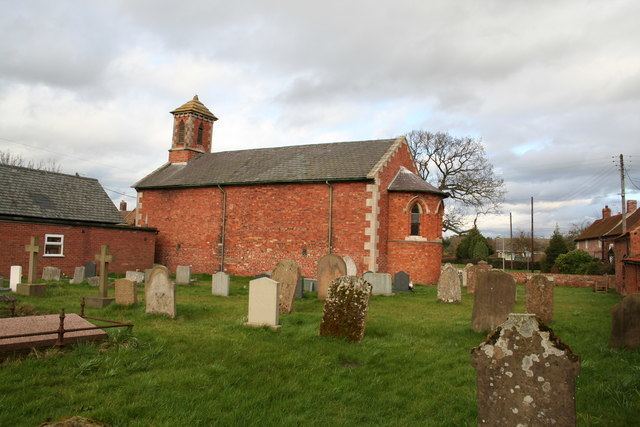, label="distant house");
[118,200,137,226]
[493,237,548,262]
[0,164,157,278]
